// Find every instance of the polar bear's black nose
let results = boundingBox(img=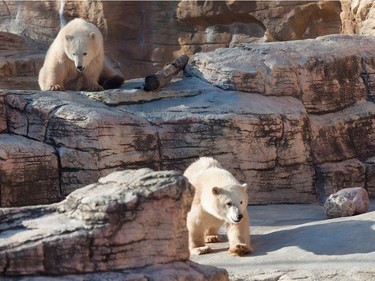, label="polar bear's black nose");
[236,214,243,221]
[76,65,85,72]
